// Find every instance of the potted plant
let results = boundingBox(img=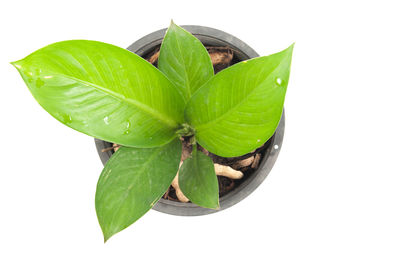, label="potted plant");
[11,21,293,242]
